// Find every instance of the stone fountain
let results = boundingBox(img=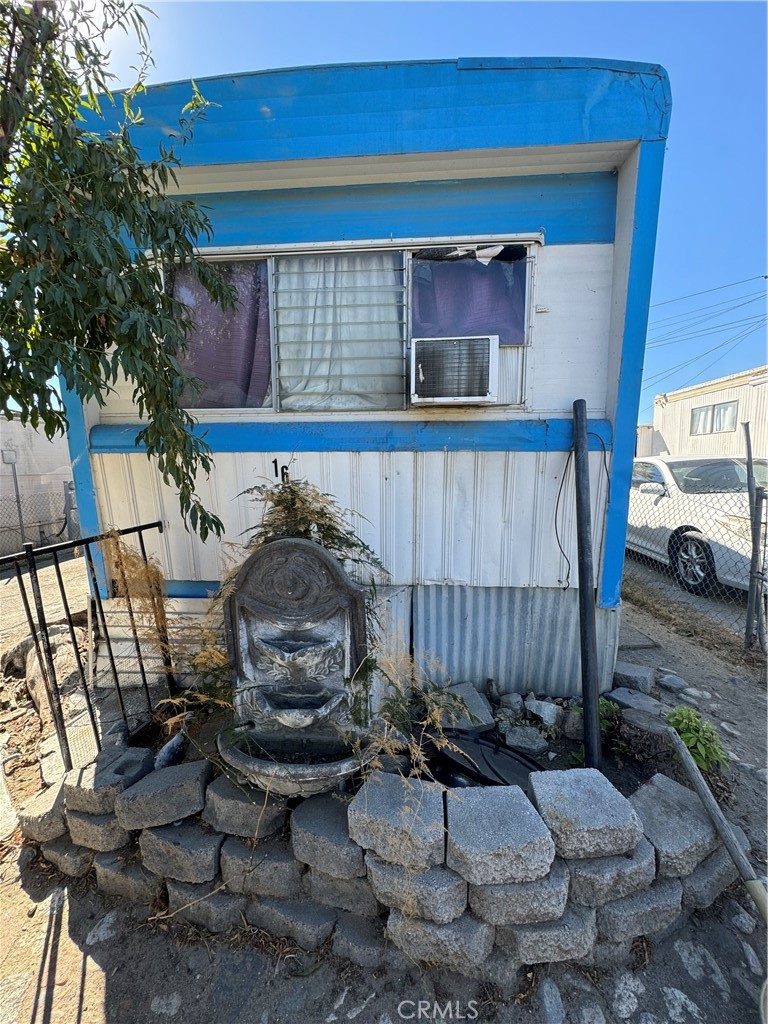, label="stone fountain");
[216,537,378,796]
